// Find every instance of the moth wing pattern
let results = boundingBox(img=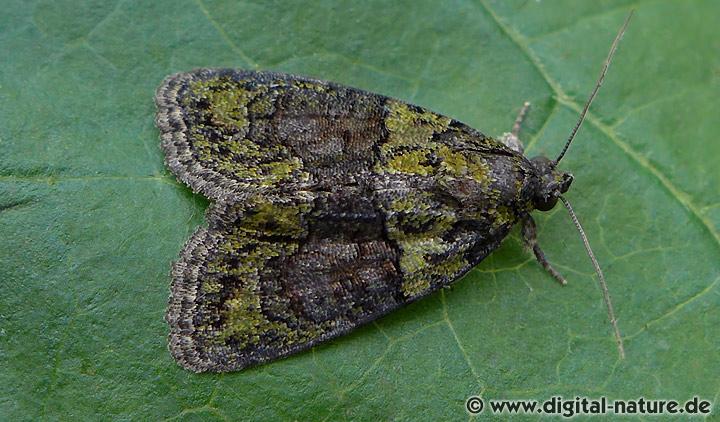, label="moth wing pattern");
[156,69,532,372]
[166,192,505,372]
[155,68,389,202]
